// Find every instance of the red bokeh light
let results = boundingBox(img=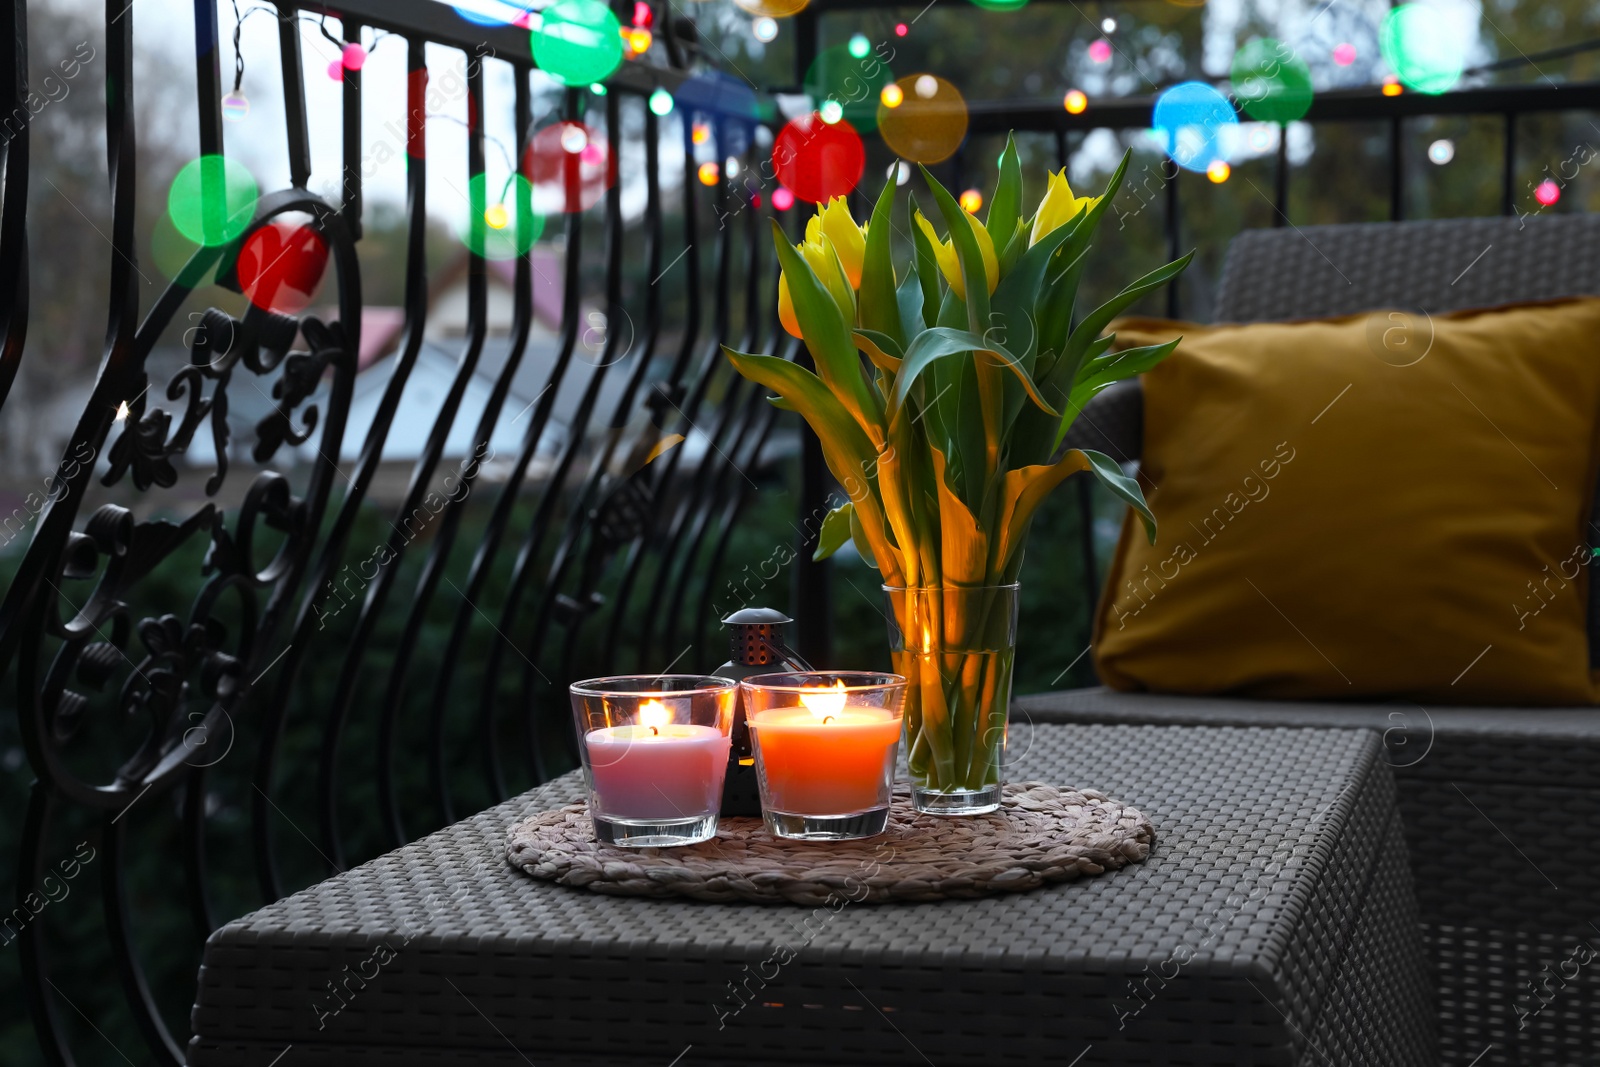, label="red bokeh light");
[894,22,908,36]
[772,186,795,211]
[525,122,615,214]
[772,114,865,205]
[1535,179,1561,206]
[238,220,328,314]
